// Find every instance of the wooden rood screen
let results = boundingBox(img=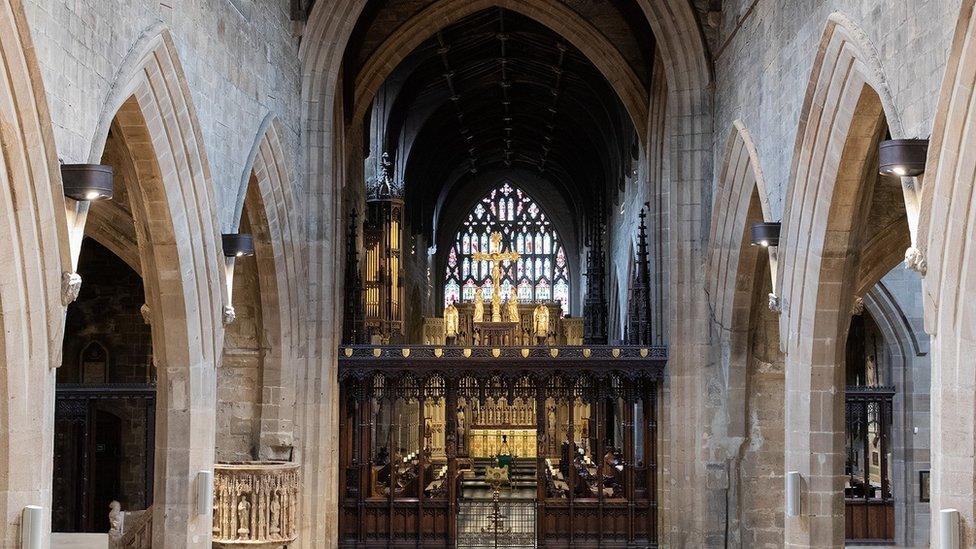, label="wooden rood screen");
[337,345,666,548]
